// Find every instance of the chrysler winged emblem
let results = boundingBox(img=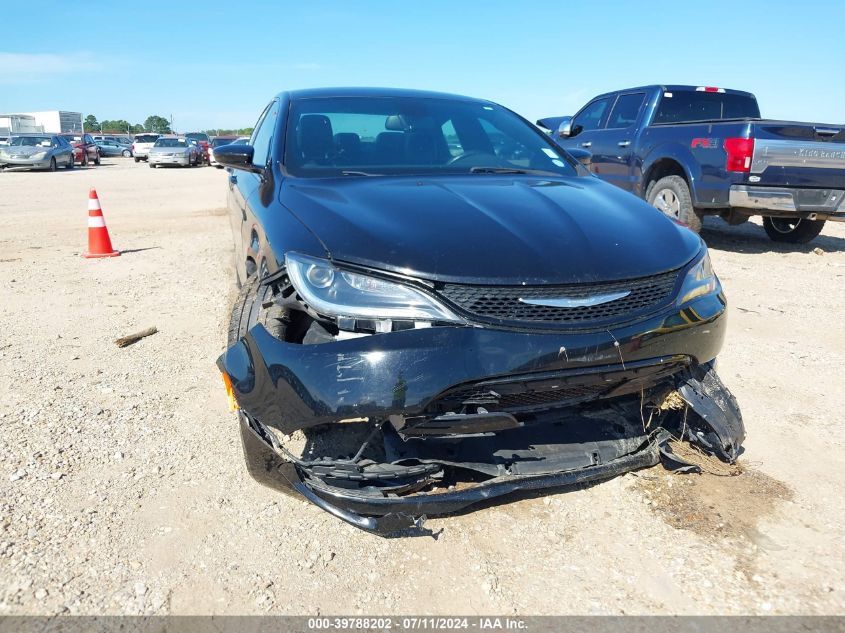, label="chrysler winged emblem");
[518,290,631,308]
